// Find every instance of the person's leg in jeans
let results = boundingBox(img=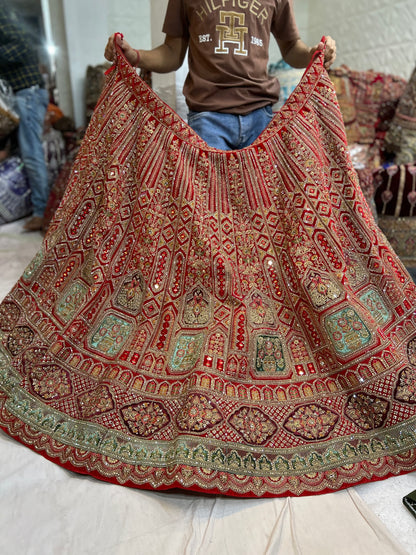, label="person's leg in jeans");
[188,106,273,150]
[15,86,49,230]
